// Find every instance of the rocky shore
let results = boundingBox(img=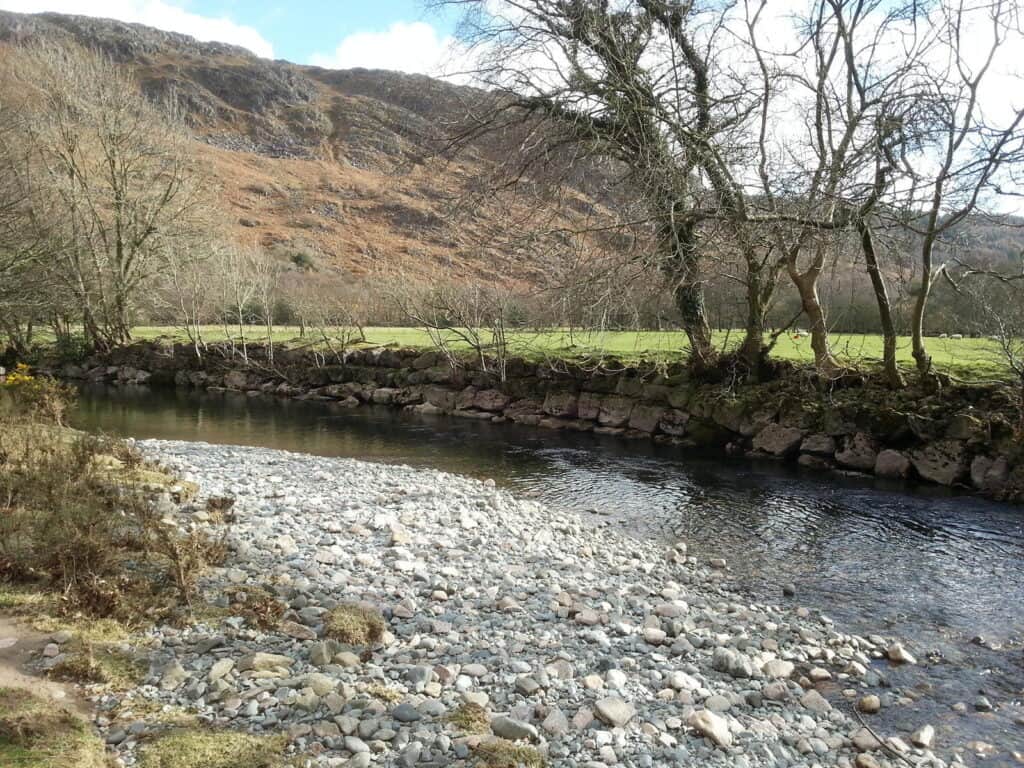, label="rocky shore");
[52,342,1024,503]
[32,439,993,767]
